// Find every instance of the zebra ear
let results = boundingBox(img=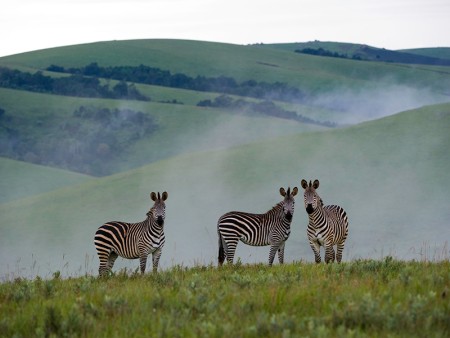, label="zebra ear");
[301,180,308,189]
[313,180,320,189]
[280,187,286,197]
[292,187,298,196]
[161,191,168,201]
[150,192,157,201]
